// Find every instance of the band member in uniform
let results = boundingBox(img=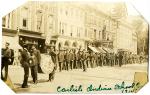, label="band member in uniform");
[48,47,57,81]
[86,51,90,68]
[110,53,115,66]
[95,52,99,67]
[64,49,69,71]
[79,50,83,69]
[69,49,74,70]
[89,51,94,68]
[115,53,119,66]
[1,42,11,81]
[20,44,30,88]
[76,50,80,69]
[99,53,103,66]
[58,49,64,72]
[119,52,123,67]
[81,50,87,72]
[30,45,41,84]
[73,49,77,69]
